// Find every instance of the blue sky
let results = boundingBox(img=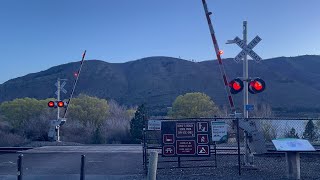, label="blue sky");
[0,0,319,83]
